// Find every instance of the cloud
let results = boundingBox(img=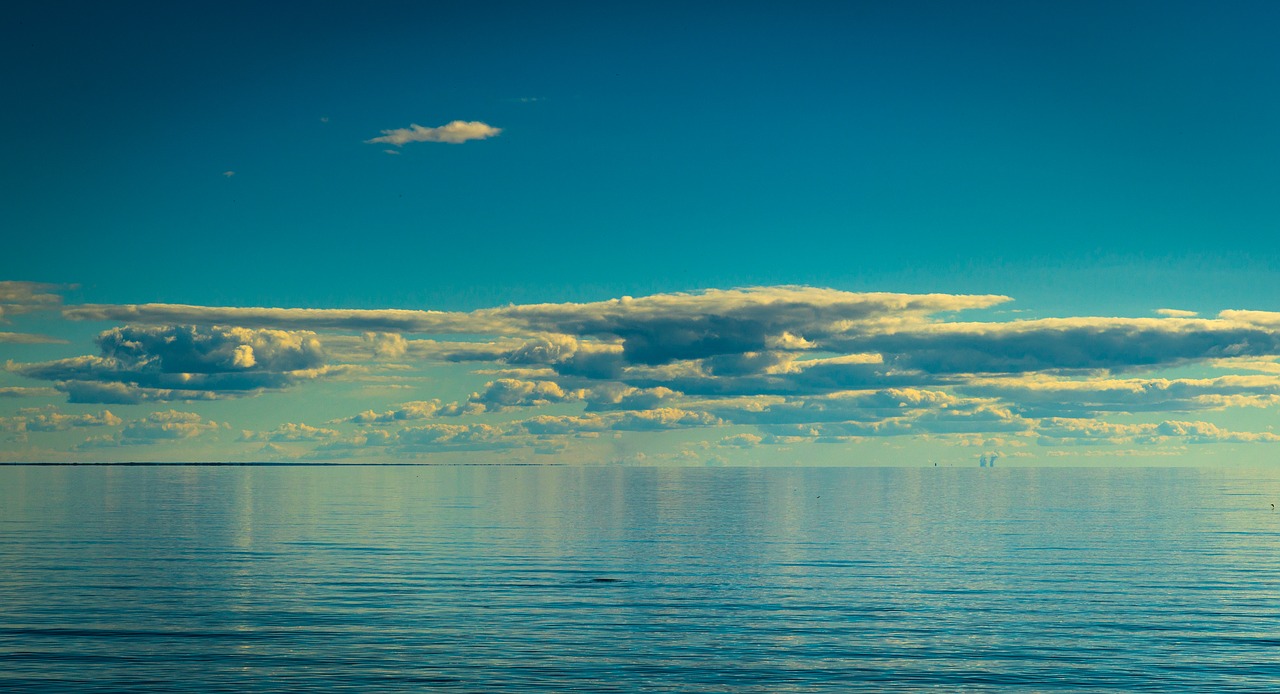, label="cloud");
[54,381,226,404]
[63,287,1007,345]
[96,325,323,373]
[467,378,583,411]
[520,414,613,436]
[9,325,331,402]
[121,410,222,442]
[0,333,66,344]
[0,386,59,398]
[1156,308,1198,318]
[22,285,1280,457]
[584,384,678,411]
[489,287,1007,366]
[0,281,68,321]
[361,332,408,359]
[316,421,538,456]
[383,423,518,453]
[719,433,763,448]
[613,408,723,431]
[959,374,1280,416]
[757,402,1032,439]
[71,410,222,449]
[240,422,340,442]
[344,400,446,425]
[705,388,960,426]
[1218,310,1280,327]
[0,281,65,305]
[1213,356,1280,375]
[832,316,1280,374]
[0,405,121,433]
[337,380,635,429]
[1036,418,1280,446]
[64,303,476,333]
[366,120,502,146]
